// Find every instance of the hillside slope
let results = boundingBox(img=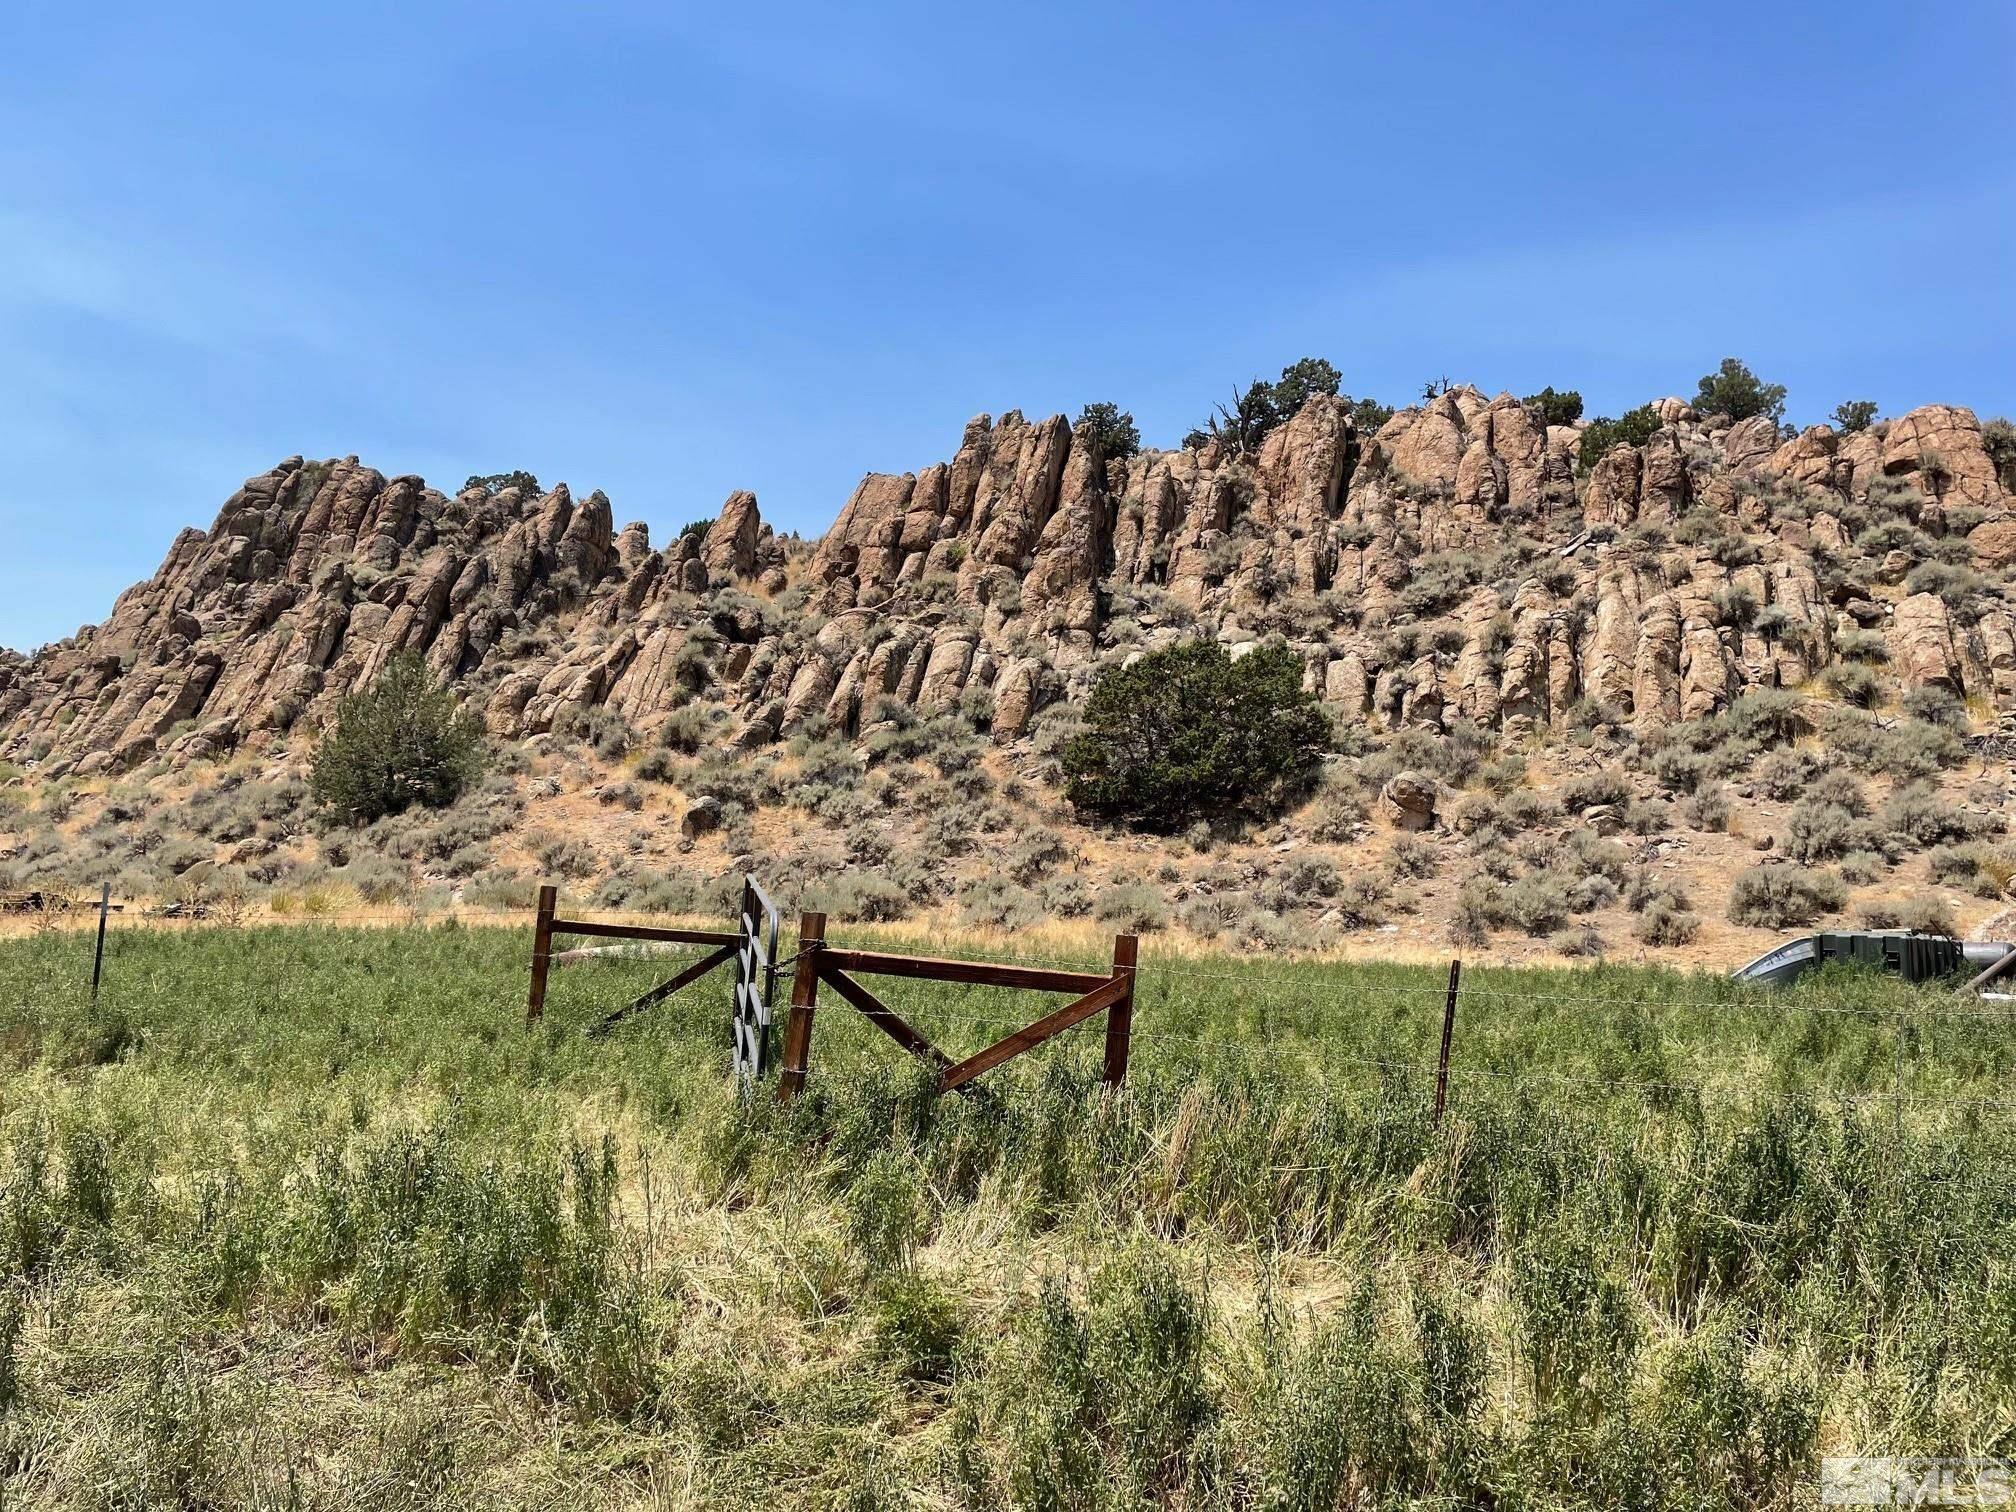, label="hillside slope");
[5,389,2016,959]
